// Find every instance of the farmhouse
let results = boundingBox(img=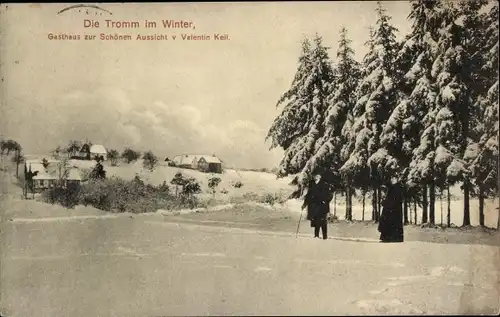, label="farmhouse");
[79,143,91,160]
[172,154,199,169]
[28,162,57,190]
[171,154,223,173]
[66,168,82,186]
[90,144,107,160]
[197,155,222,174]
[79,143,107,160]
[25,159,83,190]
